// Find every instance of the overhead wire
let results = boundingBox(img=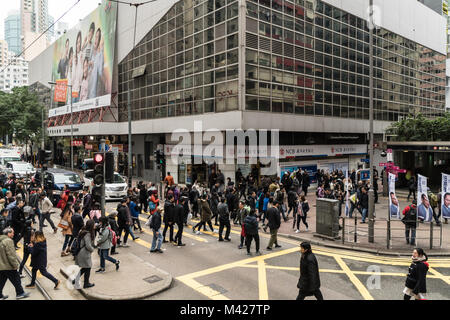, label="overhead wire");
[0,0,82,74]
